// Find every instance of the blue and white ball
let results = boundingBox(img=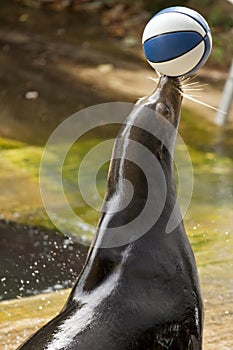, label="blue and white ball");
[142,7,212,77]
